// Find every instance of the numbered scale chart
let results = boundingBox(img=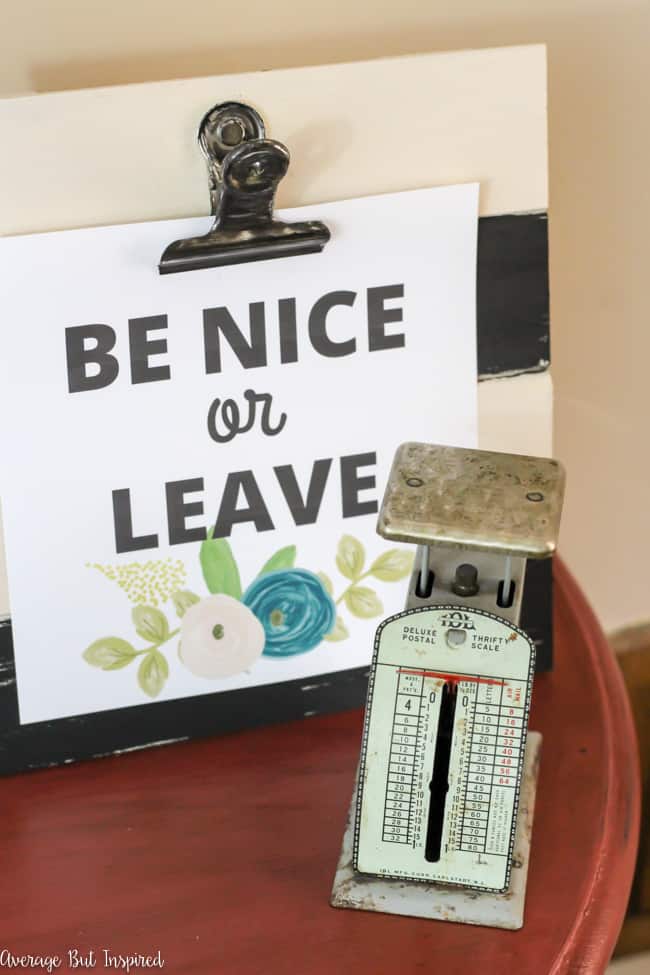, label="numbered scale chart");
[382,670,424,844]
[382,669,528,858]
[354,606,535,891]
[458,677,526,856]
